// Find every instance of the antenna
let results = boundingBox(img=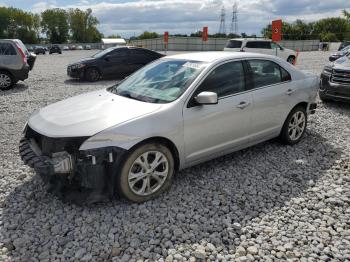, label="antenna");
[218,6,226,35]
[229,2,238,35]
